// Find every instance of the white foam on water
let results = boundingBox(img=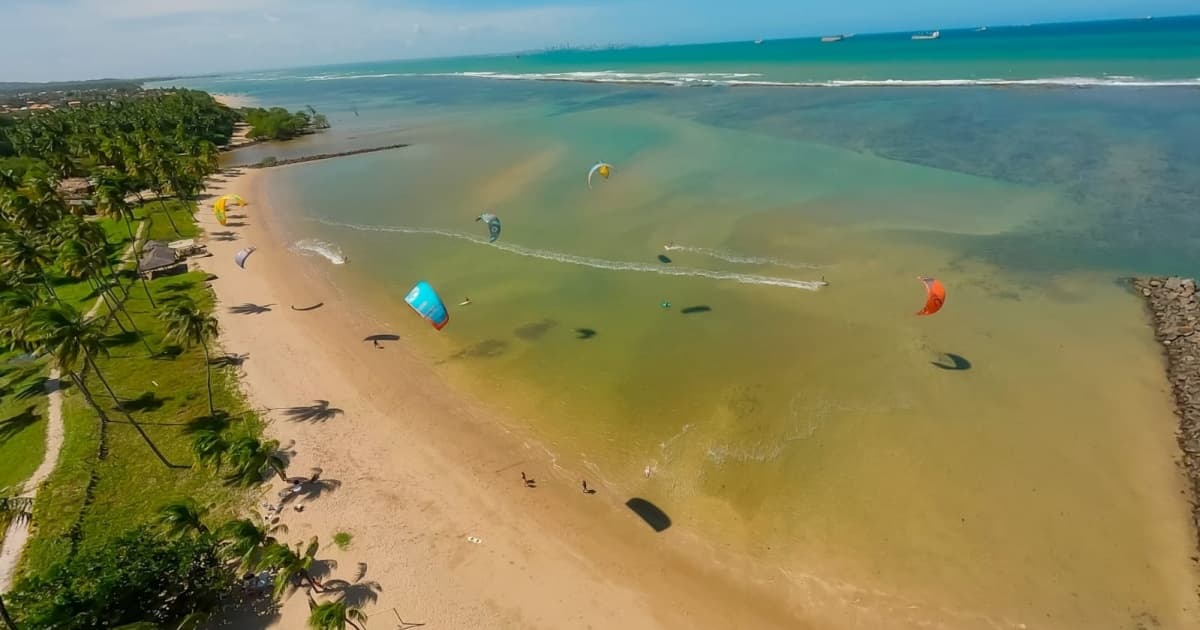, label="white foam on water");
[315,219,825,291]
[291,239,347,265]
[663,244,825,270]
[422,70,1200,88]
